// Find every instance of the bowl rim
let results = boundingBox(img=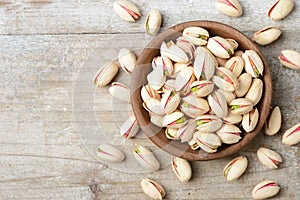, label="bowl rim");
[130,20,272,161]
